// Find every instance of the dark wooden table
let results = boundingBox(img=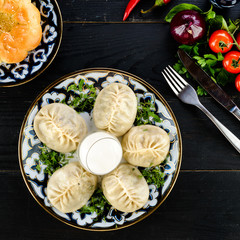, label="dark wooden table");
[1,0,240,239]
